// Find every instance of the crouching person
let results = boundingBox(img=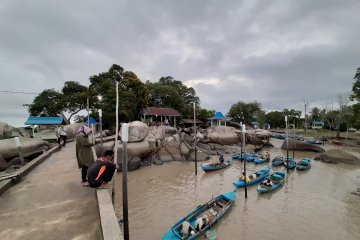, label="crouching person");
[87,150,119,188]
